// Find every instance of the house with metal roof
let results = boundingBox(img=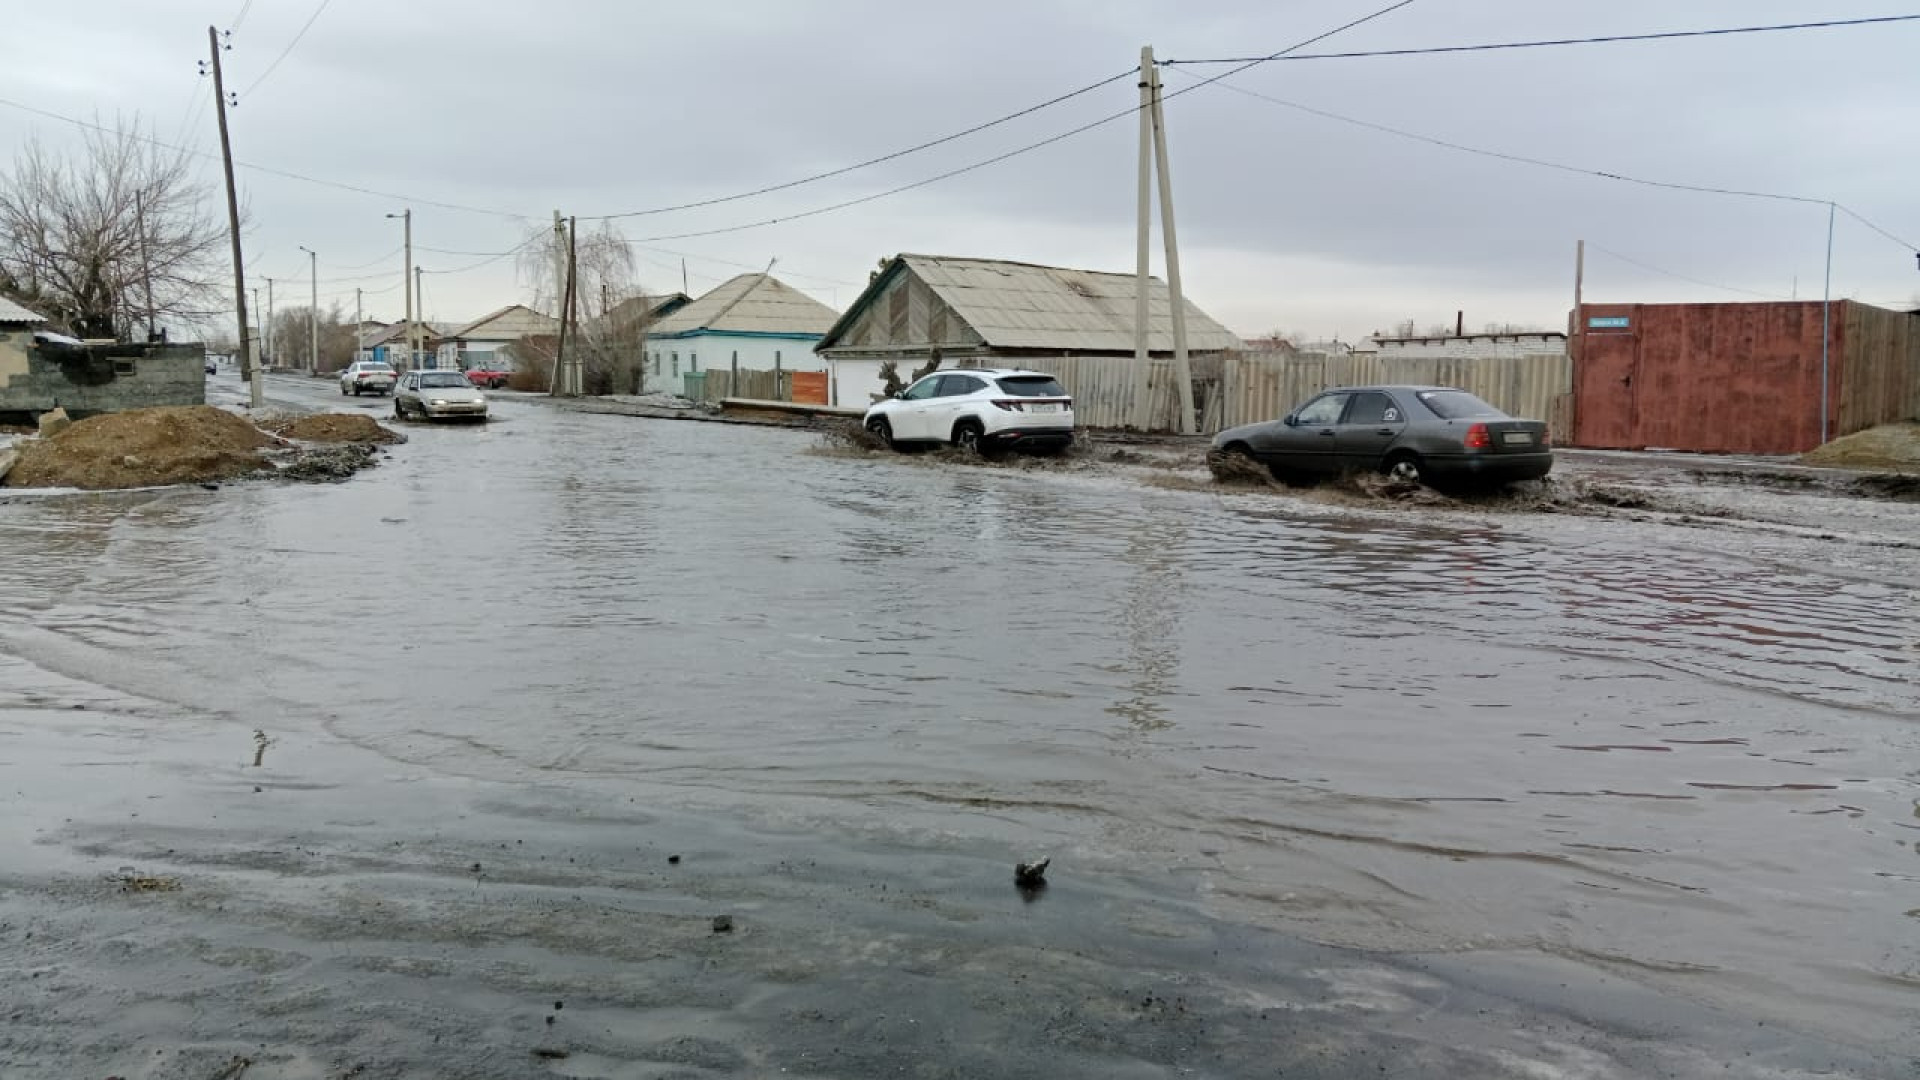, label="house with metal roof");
[814,253,1243,407]
[640,274,838,395]
[432,304,559,371]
